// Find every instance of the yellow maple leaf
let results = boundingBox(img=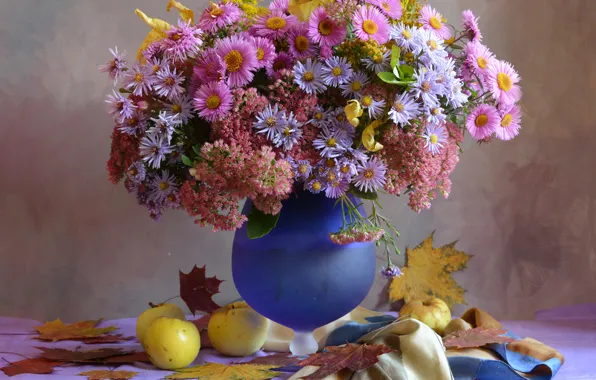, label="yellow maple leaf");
[389,232,471,307]
[35,319,117,342]
[79,370,139,380]
[166,363,281,379]
[166,0,194,24]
